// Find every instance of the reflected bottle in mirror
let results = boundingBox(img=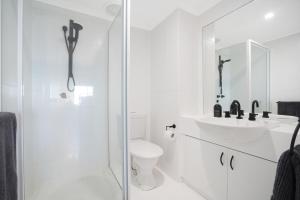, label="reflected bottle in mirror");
[214,100,222,118]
